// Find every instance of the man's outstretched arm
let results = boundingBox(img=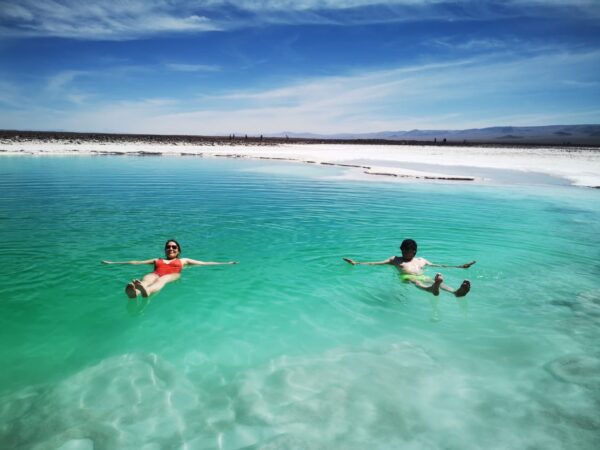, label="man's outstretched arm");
[343,256,394,266]
[427,260,476,269]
